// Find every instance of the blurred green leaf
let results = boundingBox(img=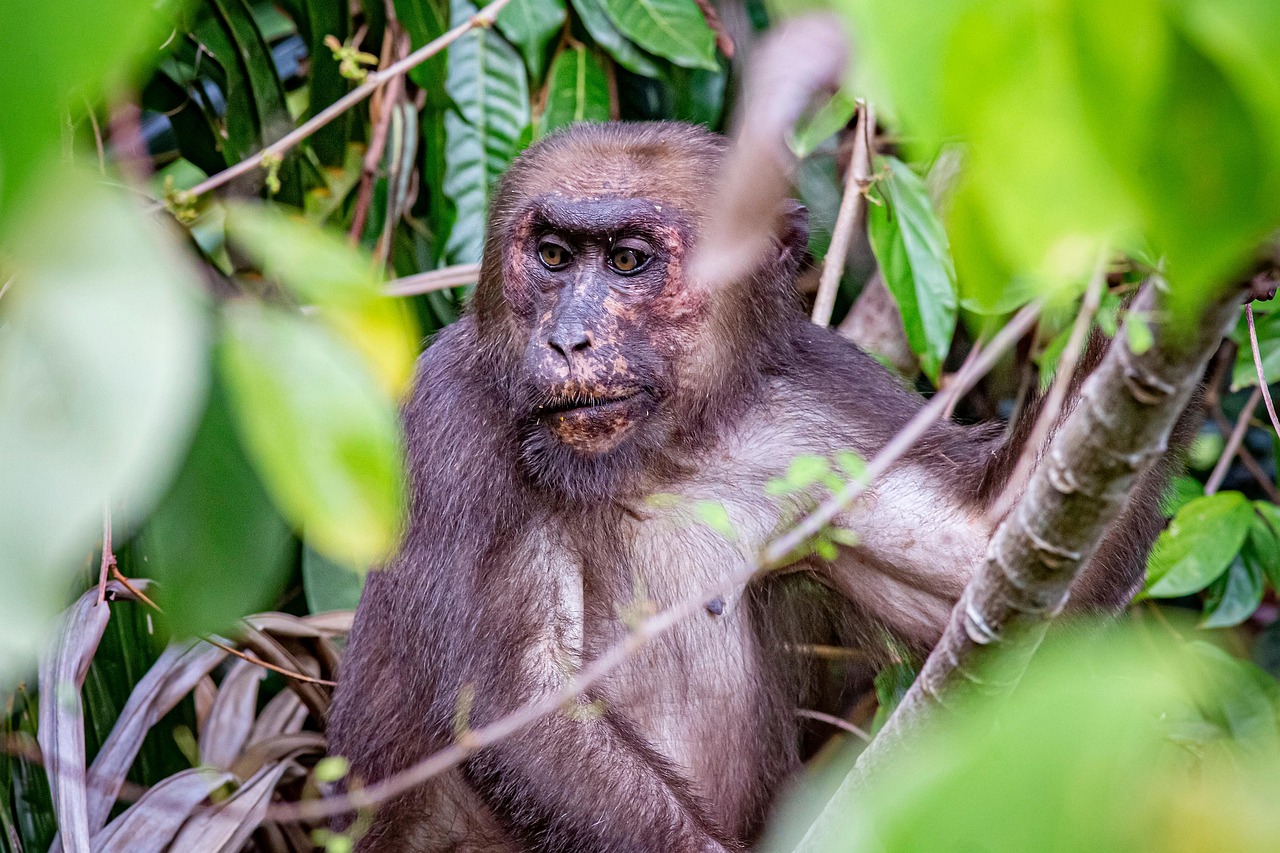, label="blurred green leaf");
[1159,474,1205,517]
[0,0,171,227]
[867,156,958,382]
[1202,555,1264,629]
[495,0,566,82]
[144,381,295,638]
[302,544,366,613]
[571,0,662,78]
[0,172,208,684]
[218,302,404,568]
[225,203,420,396]
[693,500,736,542]
[790,91,857,159]
[1145,492,1253,597]
[442,0,531,263]
[601,0,718,71]
[541,45,611,137]
[665,63,727,128]
[1250,503,1280,588]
